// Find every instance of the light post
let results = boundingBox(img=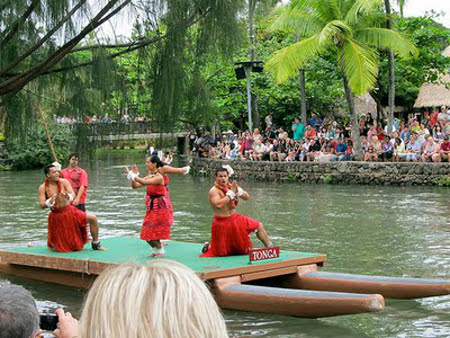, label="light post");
[234,60,263,132]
